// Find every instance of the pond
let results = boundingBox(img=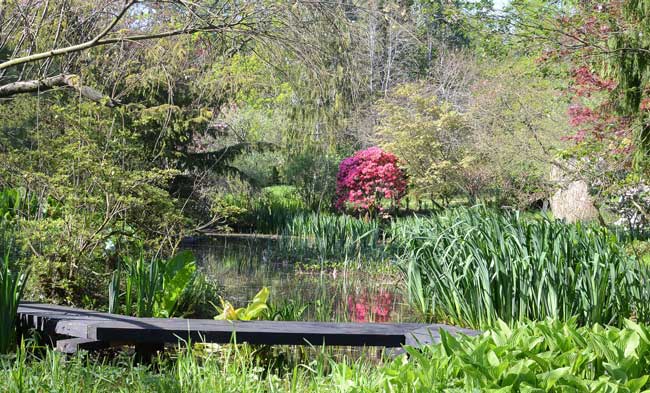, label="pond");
[181,235,419,323]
